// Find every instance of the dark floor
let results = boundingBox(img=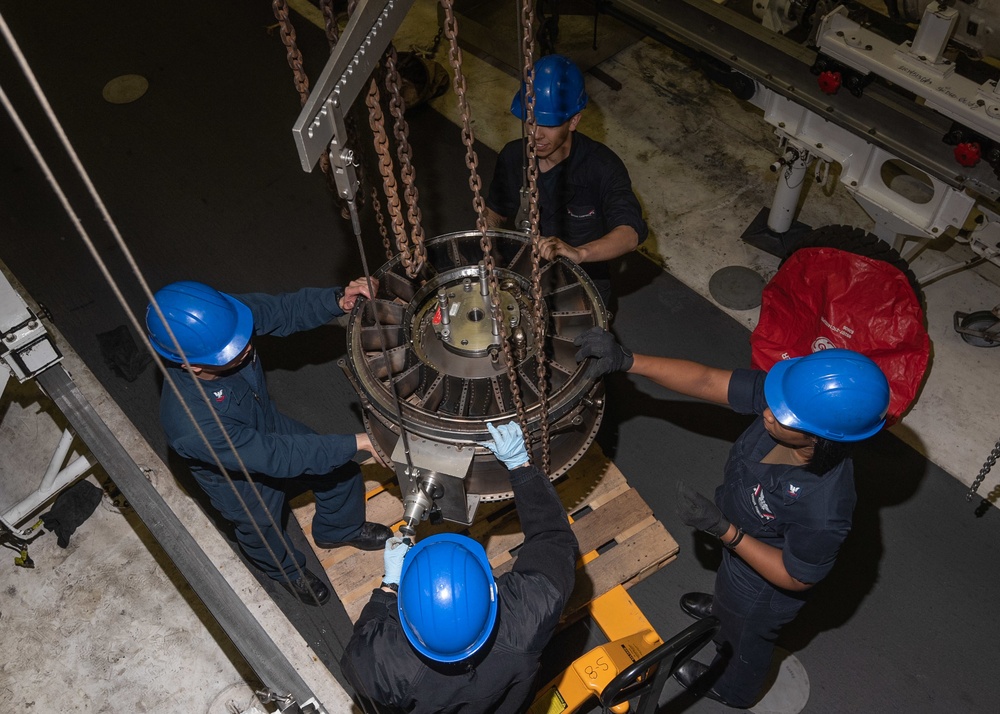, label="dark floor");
[2,2,1000,713]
